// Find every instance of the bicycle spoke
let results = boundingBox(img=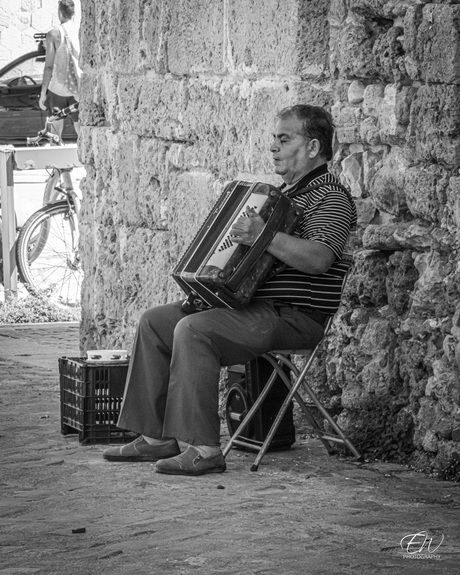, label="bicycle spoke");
[16,201,82,307]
